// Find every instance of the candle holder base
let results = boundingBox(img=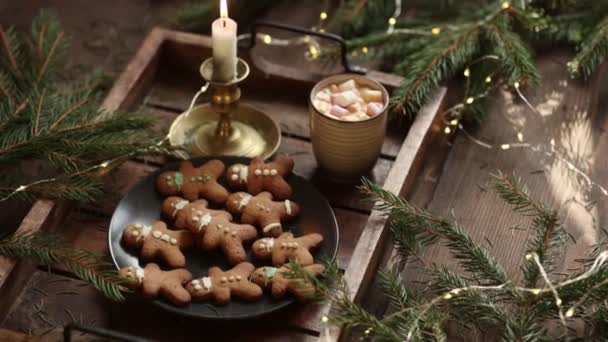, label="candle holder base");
[168,103,280,160]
